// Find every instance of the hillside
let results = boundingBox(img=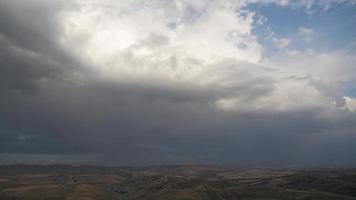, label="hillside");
[0,165,356,200]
